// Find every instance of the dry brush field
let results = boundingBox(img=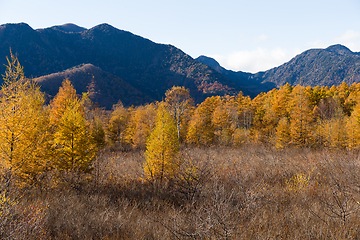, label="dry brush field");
[2,145,360,239]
